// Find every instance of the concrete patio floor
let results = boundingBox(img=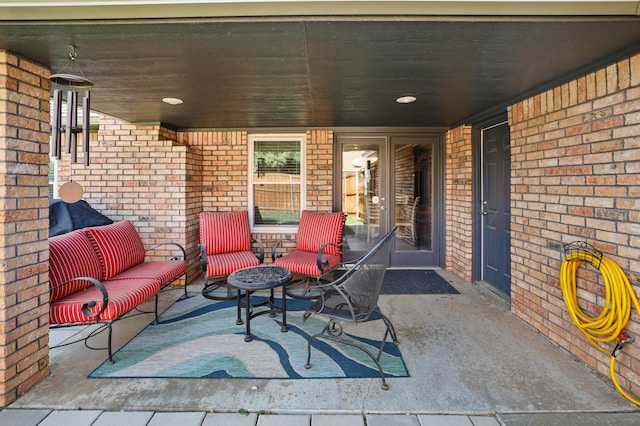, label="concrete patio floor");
[4,270,640,425]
